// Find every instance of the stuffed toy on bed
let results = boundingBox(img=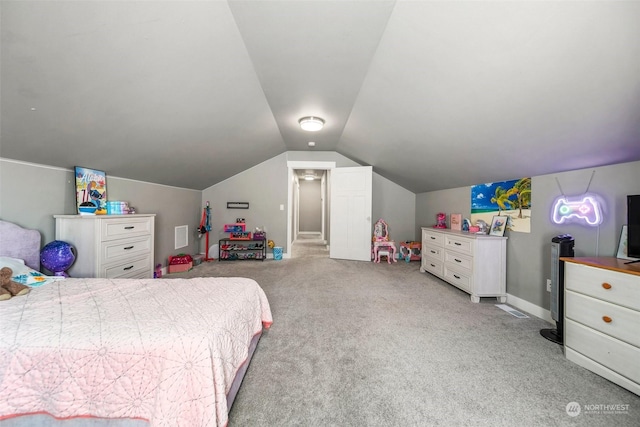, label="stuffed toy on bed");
[0,267,30,301]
